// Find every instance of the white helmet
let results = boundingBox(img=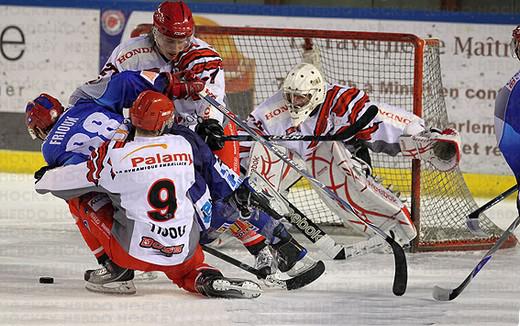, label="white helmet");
[282,63,326,127]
